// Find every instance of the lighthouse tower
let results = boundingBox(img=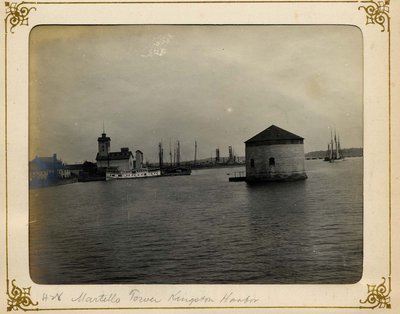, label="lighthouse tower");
[97,128,111,158]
